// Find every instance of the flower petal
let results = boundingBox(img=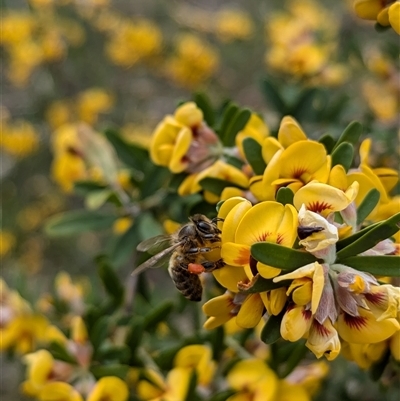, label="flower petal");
[236,294,265,329]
